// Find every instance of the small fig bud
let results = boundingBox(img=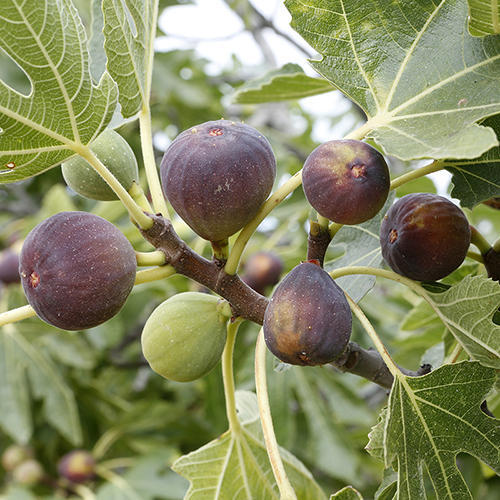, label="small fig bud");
[1,445,33,472]
[142,292,228,382]
[160,120,276,242]
[380,193,471,281]
[263,261,352,366]
[0,250,20,285]
[58,450,95,483]
[302,140,390,225]
[12,459,44,485]
[241,251,283,294]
